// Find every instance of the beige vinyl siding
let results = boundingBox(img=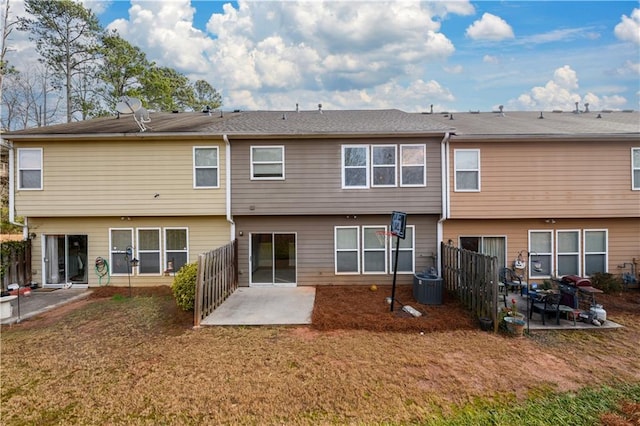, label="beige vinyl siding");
[449,140,640,219]
[28,216,230,287]
[234,214,439,287]
[443,218,640,280]
[14,139,226,217]
[231,137,442,216]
